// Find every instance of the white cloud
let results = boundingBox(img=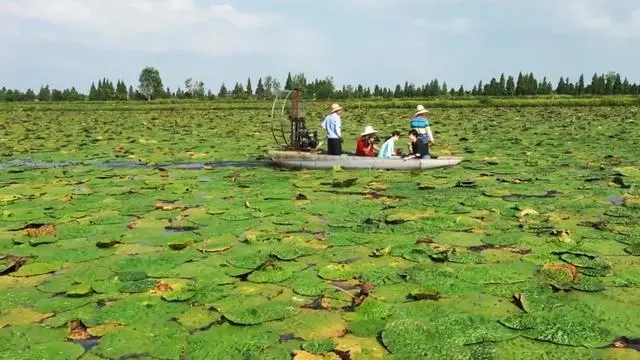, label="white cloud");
[340,0,399,10]
[0,0,324,57]
[546,0,640,39]
[410,16,472,34]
